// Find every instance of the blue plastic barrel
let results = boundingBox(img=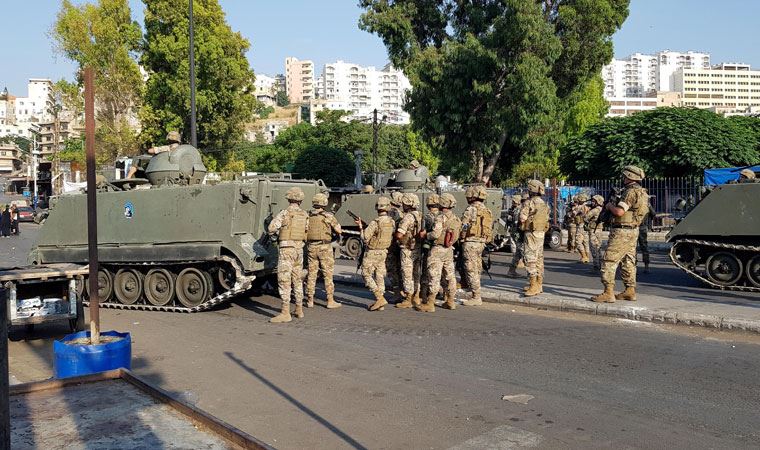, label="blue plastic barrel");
[53,330,131,379]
